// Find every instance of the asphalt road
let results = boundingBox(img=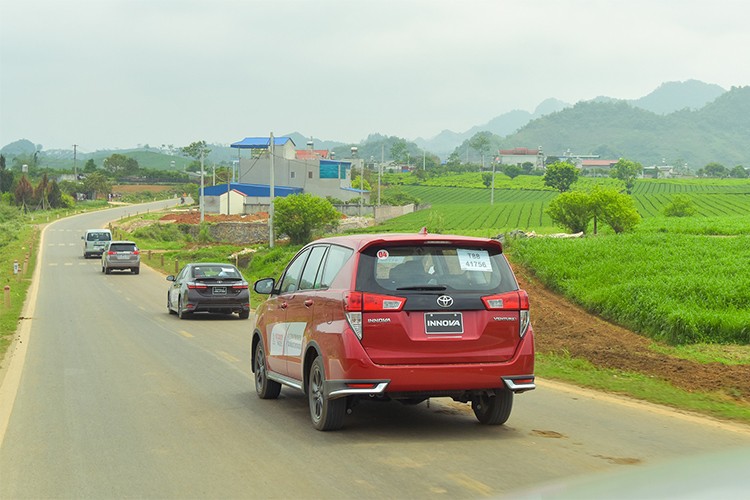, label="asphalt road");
[1,202,750,499]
